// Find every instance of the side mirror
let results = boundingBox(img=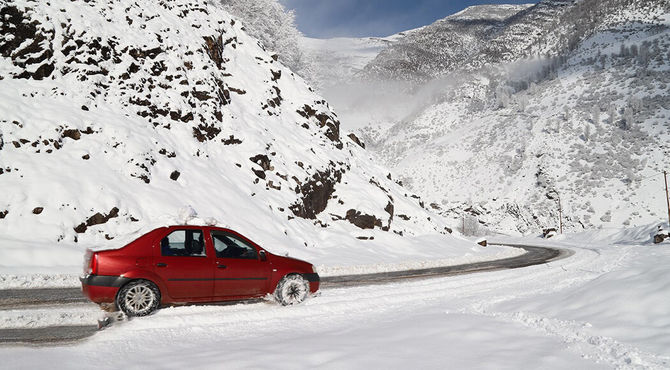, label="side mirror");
[259,250,267,261]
